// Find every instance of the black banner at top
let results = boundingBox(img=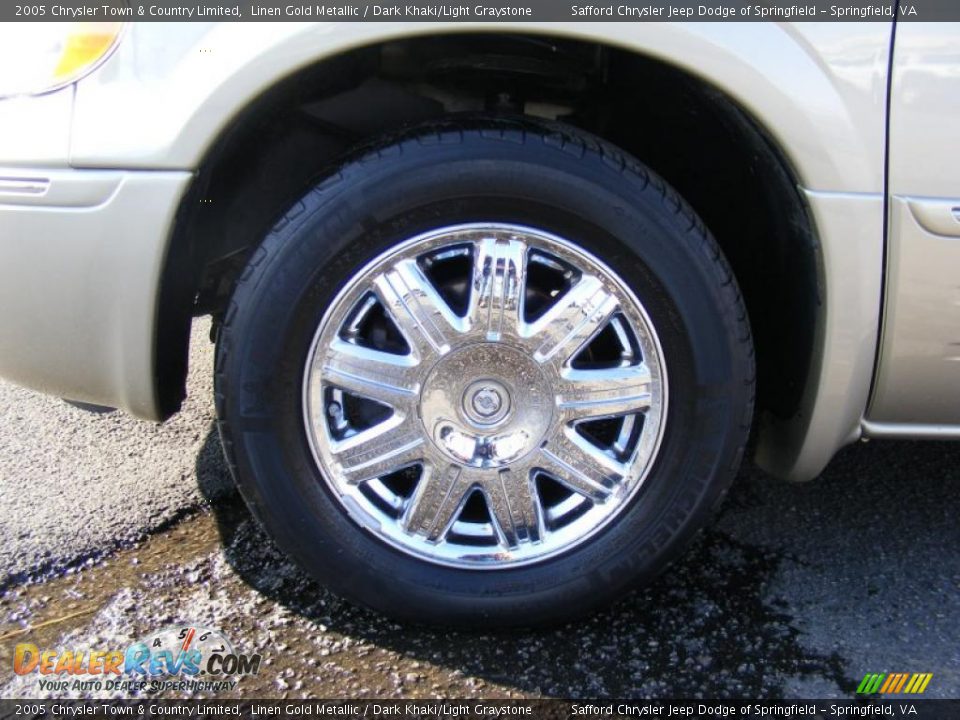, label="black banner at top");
[5,0,960,22]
